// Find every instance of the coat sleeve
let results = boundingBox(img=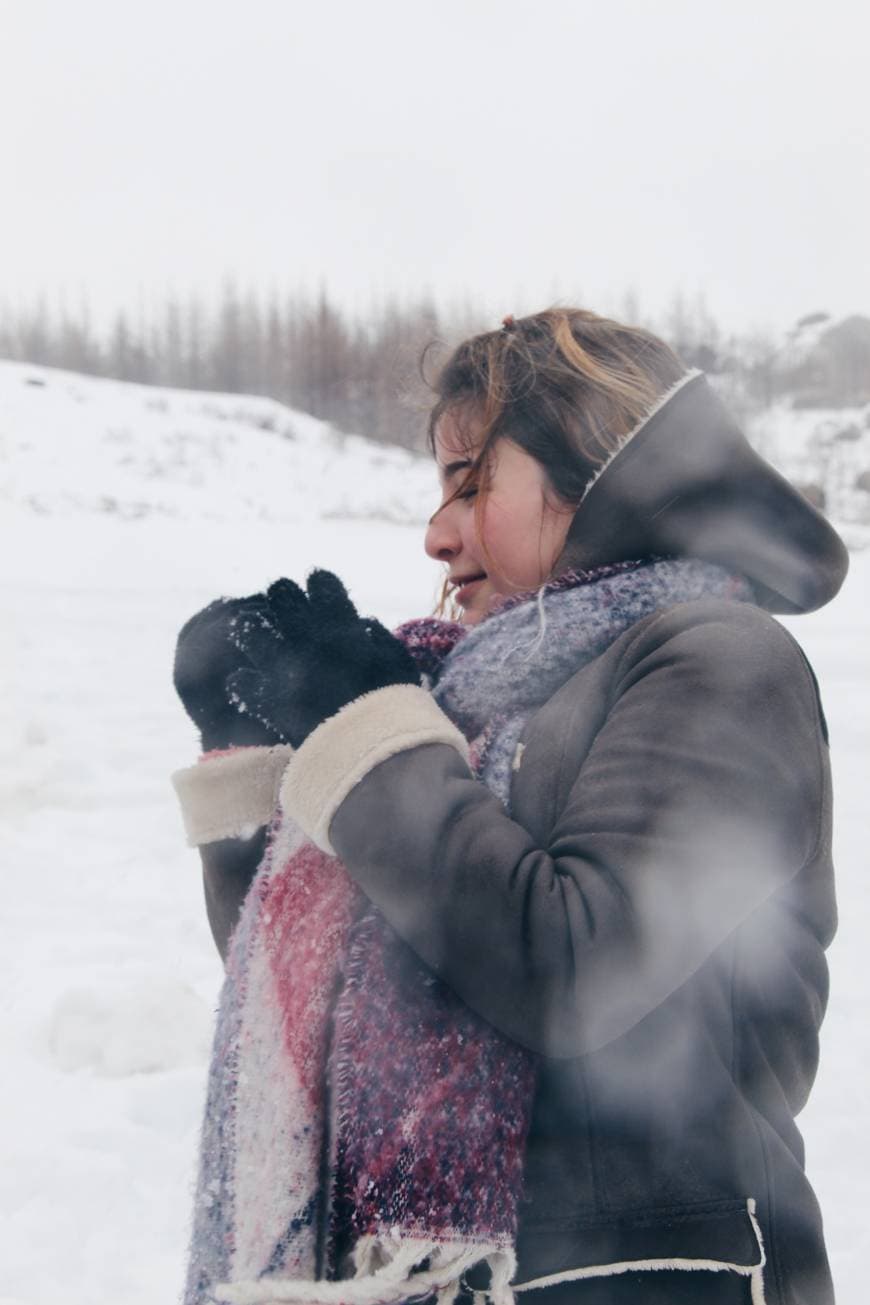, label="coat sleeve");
[200,832,267,961]
[171,743,294,961]
[279,606,829,1057]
